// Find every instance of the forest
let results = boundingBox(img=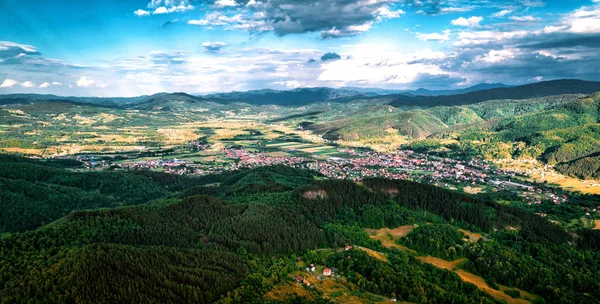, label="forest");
[1,156,600,303]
